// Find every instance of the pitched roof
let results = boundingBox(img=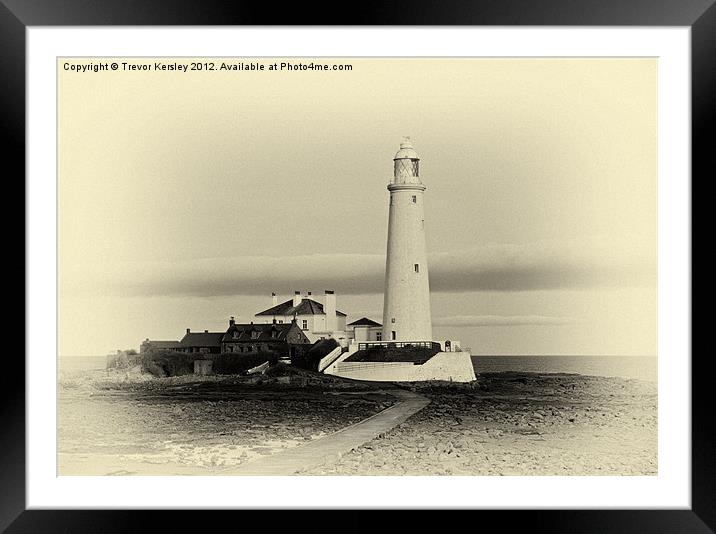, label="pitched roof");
[179,332,224,347]
[145,340,182,349]
[347,317,382,327]
[222,322,297,343]
[255,298,347,317]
